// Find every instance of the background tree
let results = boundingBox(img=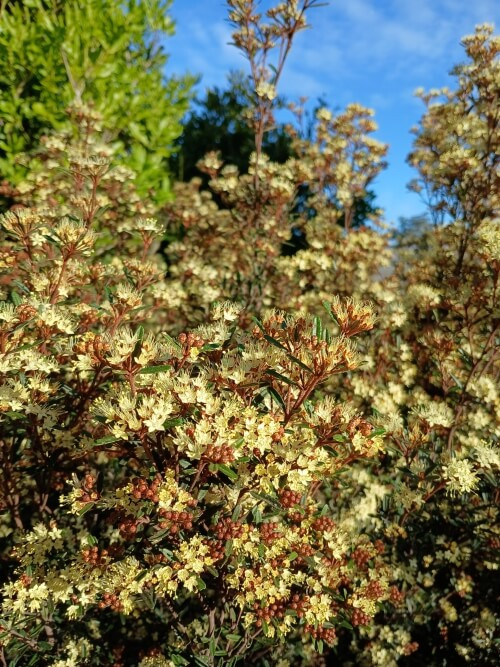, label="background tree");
[170,72,379,248]
[169,71,291,184]
[0,0,195,202]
